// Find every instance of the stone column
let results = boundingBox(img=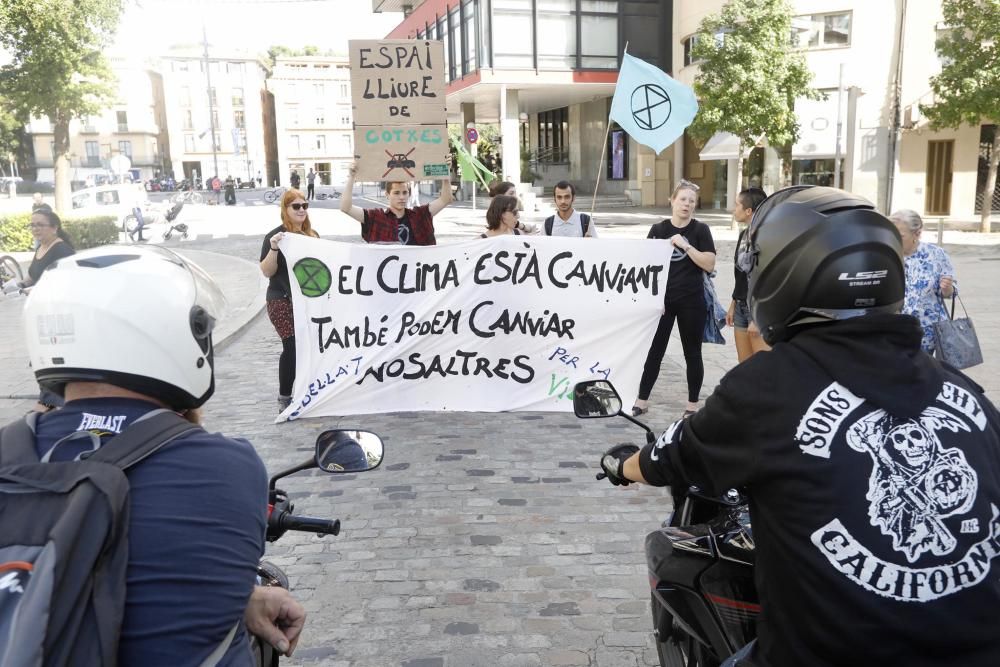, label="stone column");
[499,85,521,185]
